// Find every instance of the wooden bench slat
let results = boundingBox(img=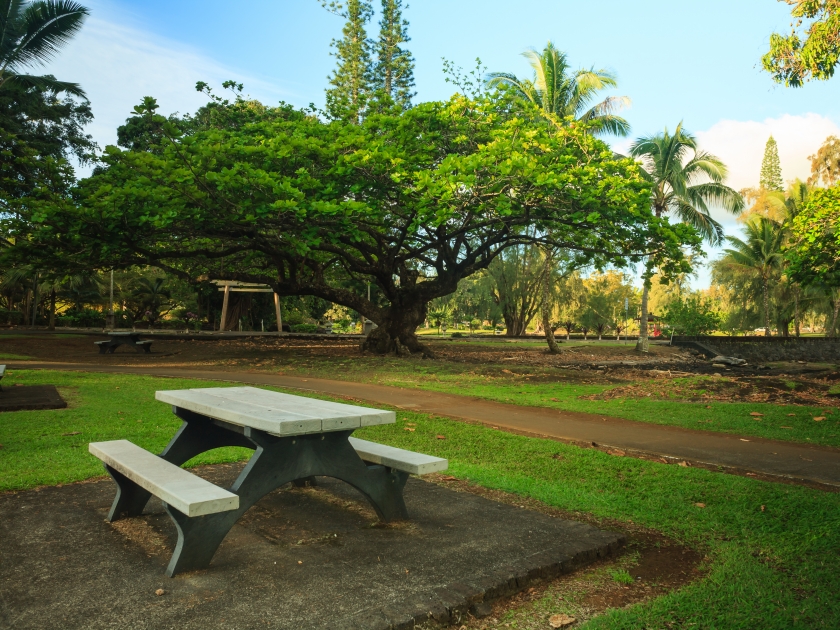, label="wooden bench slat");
[349,437,448,475]
[89,440,239,517]
[155,387,395,435]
